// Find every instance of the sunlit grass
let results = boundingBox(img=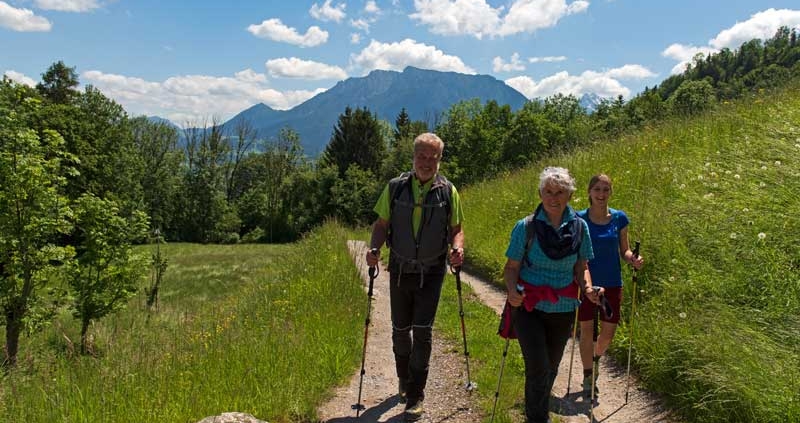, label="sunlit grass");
[0,223,364,423]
